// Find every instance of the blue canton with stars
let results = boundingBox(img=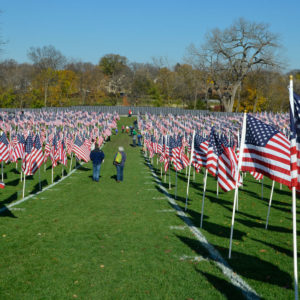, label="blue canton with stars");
[245,115,278,147]
[0,133,9,146]
[34,134,42,150]
[290,92,300,143]
[194,133,207,150]
[25,135,33,154]
[208,127,223,156]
